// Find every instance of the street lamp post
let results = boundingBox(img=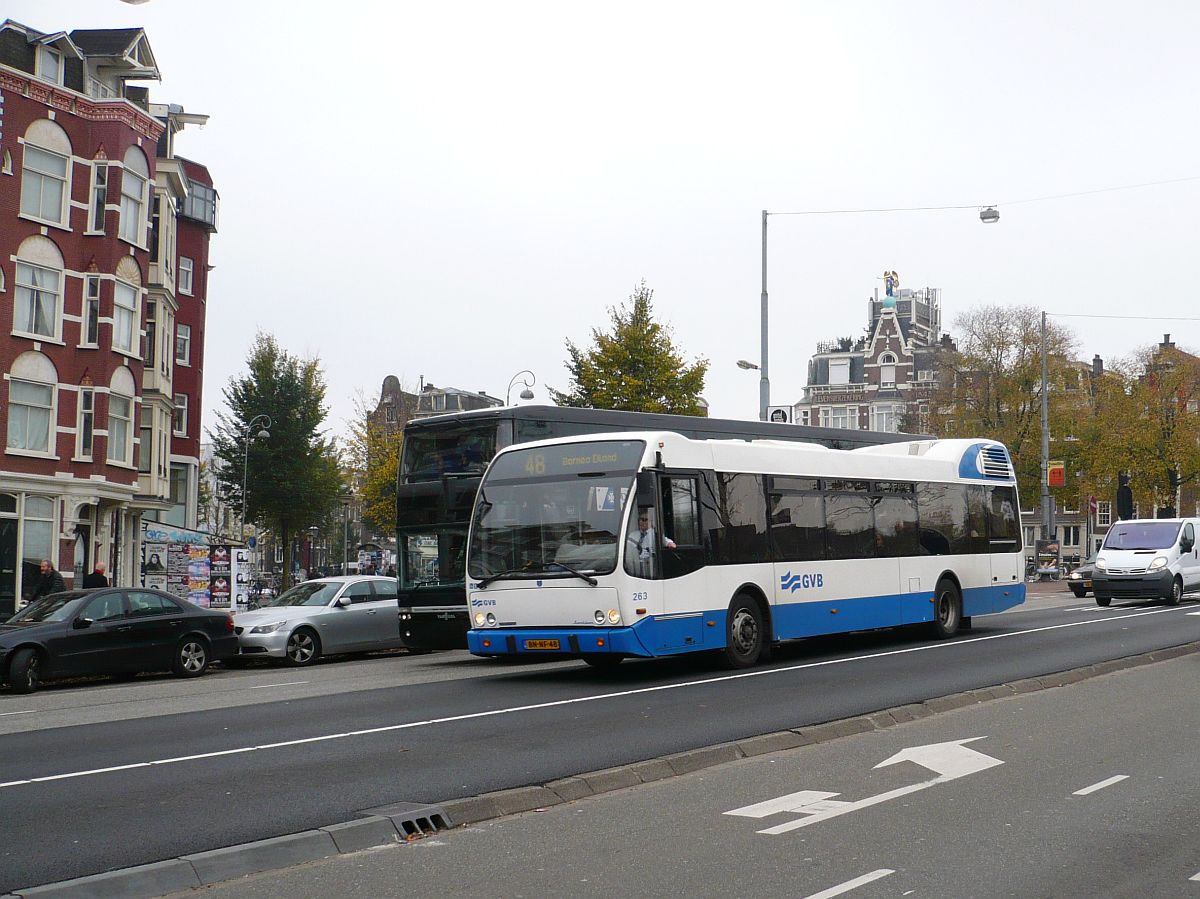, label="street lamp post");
[341,495,351,575]
[240,414,272,541]
[506,370,536,405]
[759,210,770,421]
[1040,312,1054,542]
